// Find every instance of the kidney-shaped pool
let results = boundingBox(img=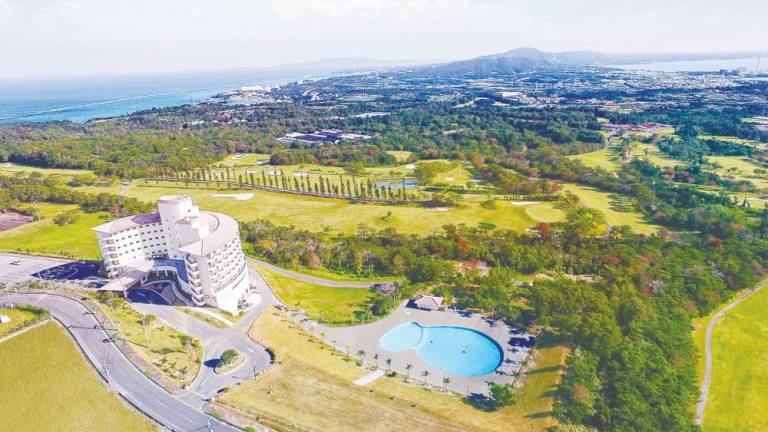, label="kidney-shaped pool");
[379,321,502,376]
